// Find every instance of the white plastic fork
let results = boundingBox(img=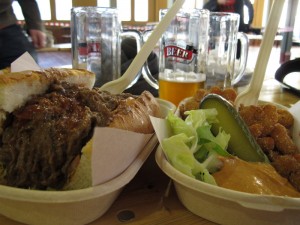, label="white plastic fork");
[234,0,285,108]
[99,0,185,94]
